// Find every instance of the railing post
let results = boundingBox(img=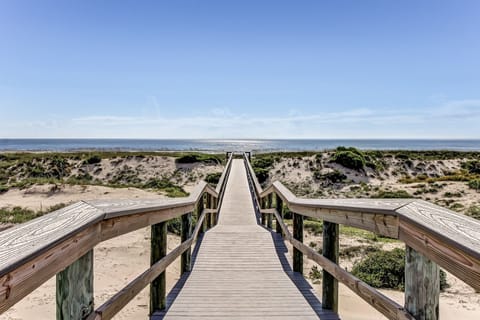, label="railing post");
[181,212,193,273]
[261,198,266,226]
[322,221,339,312]
[198,194,205,233]
[206,193,212,229]
[150,221,167,314]
[213,196,218,225]
[56,250,94,320]
[293,213,303,274]
[267,193,273,229]
[405,246,440,320]
[275,194,283,235]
